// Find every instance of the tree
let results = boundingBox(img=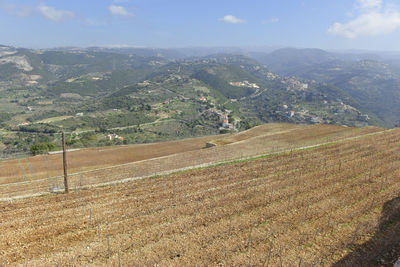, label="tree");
[30,142,57,155]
